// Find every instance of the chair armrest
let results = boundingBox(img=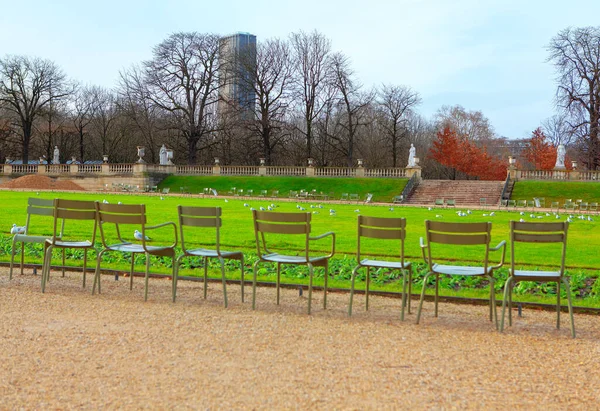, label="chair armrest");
[144,221,178,249]
[420,237,429,265]
[309,231,336,258]
[490,240,507,269]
